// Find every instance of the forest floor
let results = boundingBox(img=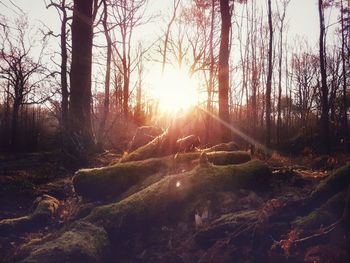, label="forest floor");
[0,148,350,262]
